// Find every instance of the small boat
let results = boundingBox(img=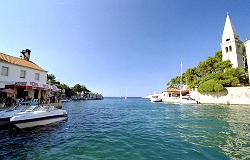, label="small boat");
[0,105,28,127]
[0,110,21,127]
[10,106,67,129]
[60,99,71,103]
[179,99,197,104]
[150,95,162,102]
[125,88,128,99]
